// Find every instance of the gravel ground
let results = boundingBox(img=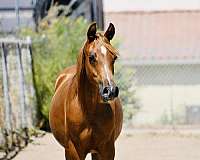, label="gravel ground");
[12,130,200,160]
